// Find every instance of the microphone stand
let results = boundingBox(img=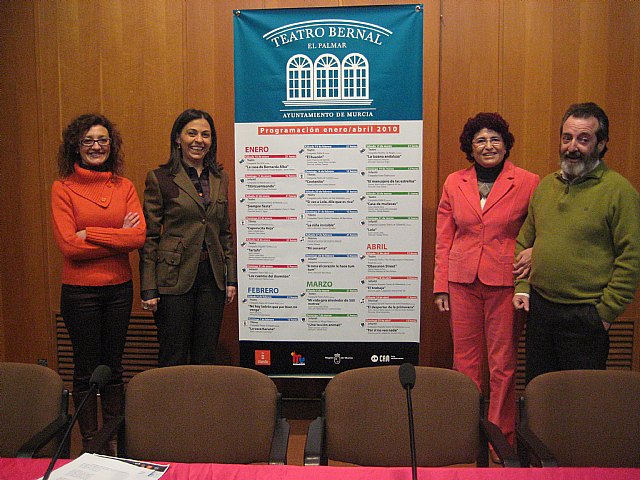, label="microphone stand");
[43,365,111,480]
[404,384,418,480]
[399,362,418,480]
